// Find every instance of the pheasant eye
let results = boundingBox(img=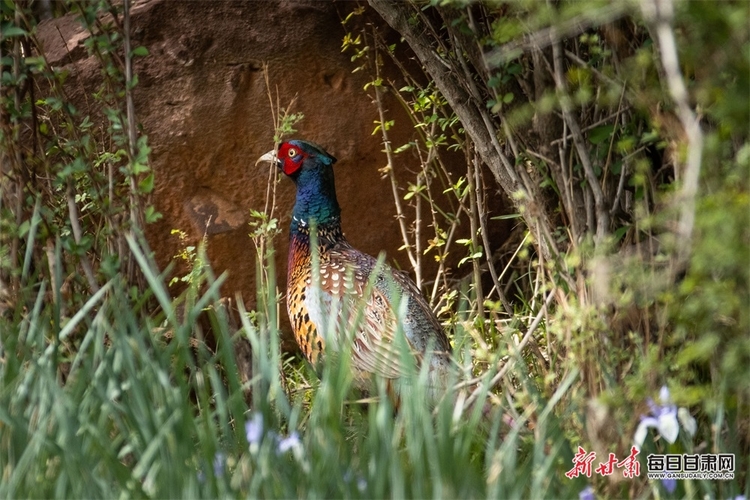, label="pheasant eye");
[287,148,297,158]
